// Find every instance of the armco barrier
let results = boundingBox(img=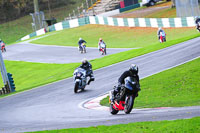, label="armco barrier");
[20,16,195,41]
